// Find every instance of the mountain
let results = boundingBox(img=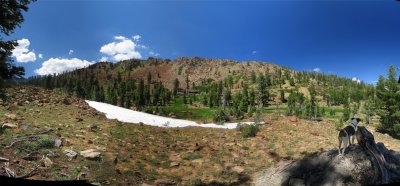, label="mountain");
[27,57,374,123]
[57,57,282,89]
[2,59,399,186]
